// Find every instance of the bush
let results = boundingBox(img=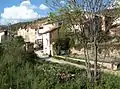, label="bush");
[0,37,120,89]
[54,37,70,55]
